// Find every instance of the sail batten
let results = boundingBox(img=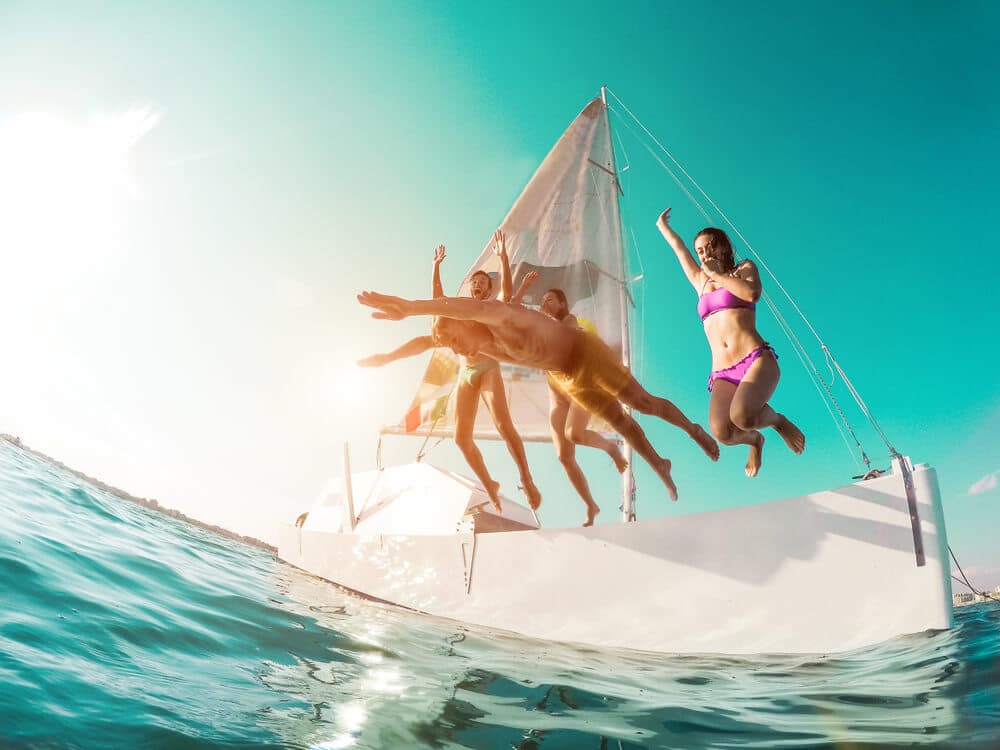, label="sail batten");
[388,97,629,442]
